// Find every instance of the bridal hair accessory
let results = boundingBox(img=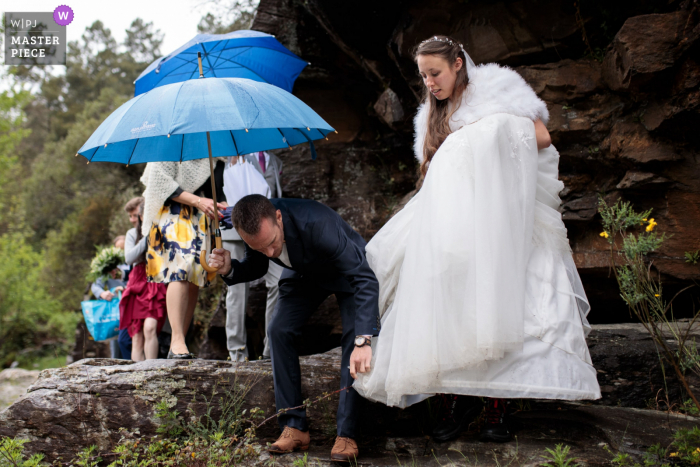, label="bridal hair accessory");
[419,36,477,74]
